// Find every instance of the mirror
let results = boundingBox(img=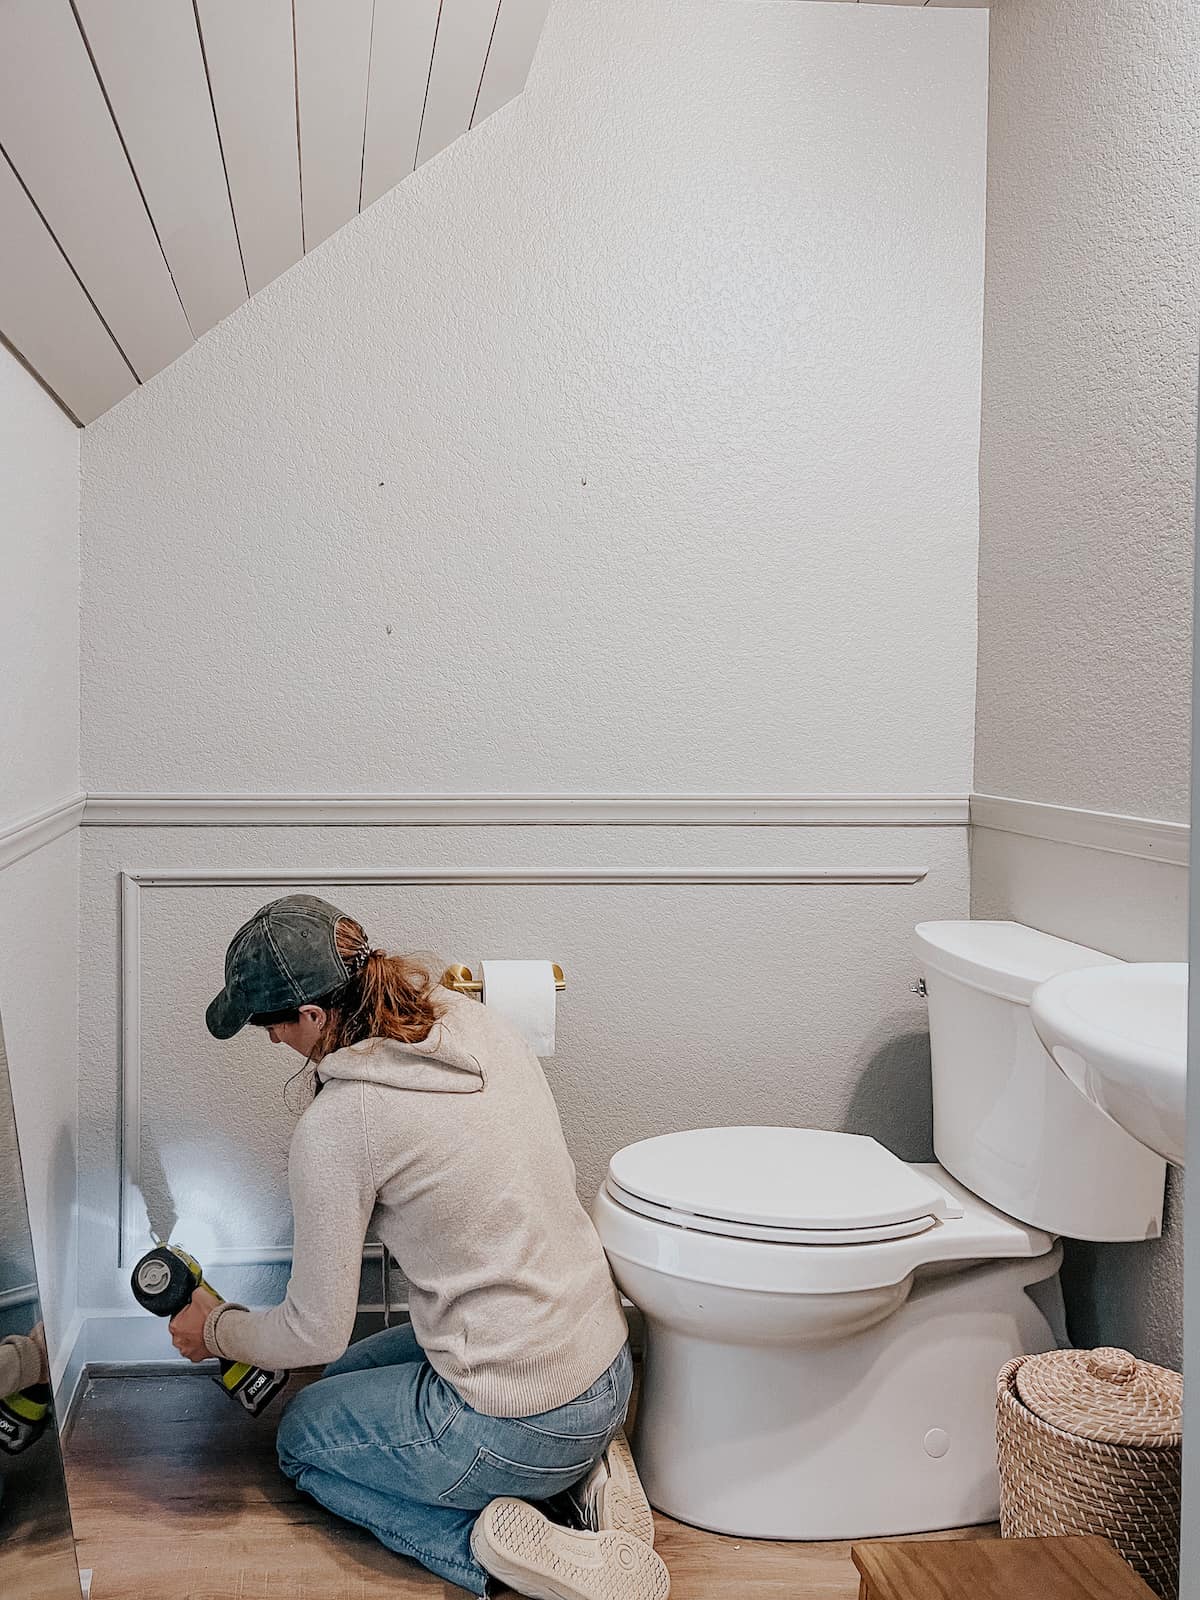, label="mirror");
[0,1012,83,1599]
